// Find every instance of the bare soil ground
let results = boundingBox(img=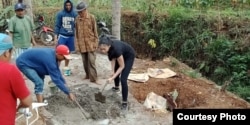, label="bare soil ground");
[130,57,250,109]
[16,52,171,125]
[15,47,250,125]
